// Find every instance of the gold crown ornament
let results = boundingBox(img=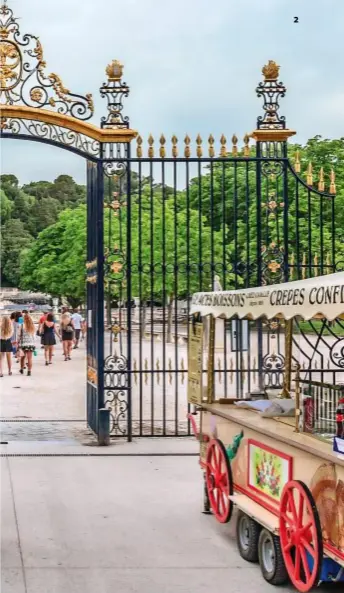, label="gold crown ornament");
[262,60,280,81]
[106,60,123,82]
